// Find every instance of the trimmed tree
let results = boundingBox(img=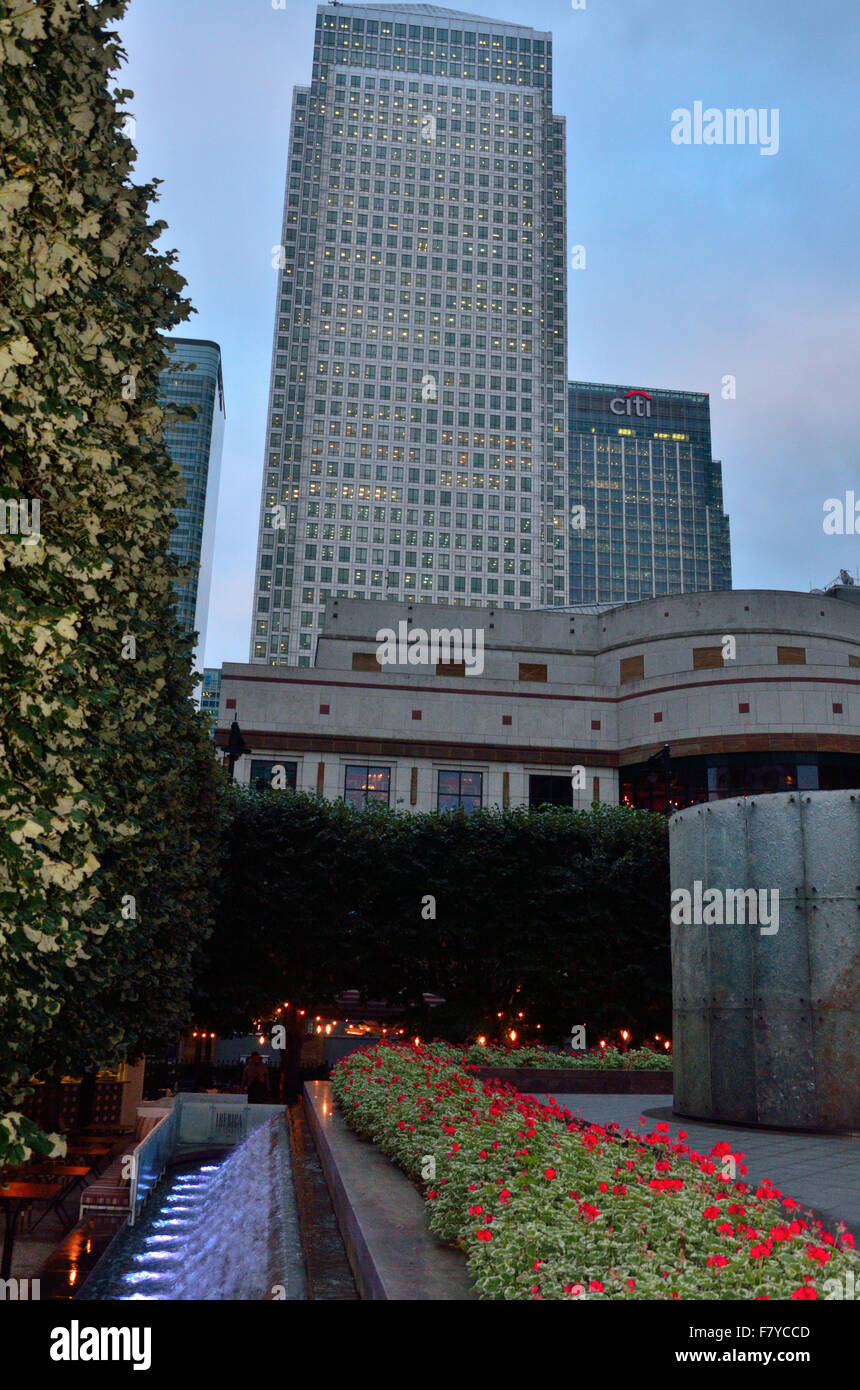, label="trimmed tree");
[0,0,223,1165]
